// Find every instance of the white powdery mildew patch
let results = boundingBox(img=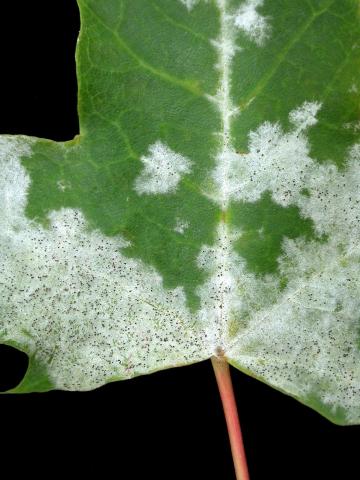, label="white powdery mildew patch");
[207,0,241,209]
[234,0,271,46]
[0,136,210,390]
[349,83,359,94]
[179,0,203,10]
[220,101,322,206]
[0,136,31,229]
[196,223,243,348]
[289,101,322,131]
[196,222,278,350]
[57,179,71,192]
[134,141,192,195]
[227,236,360,423]
[225,139,360,423]
[298,144,360,243]
[174,218,189,234]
